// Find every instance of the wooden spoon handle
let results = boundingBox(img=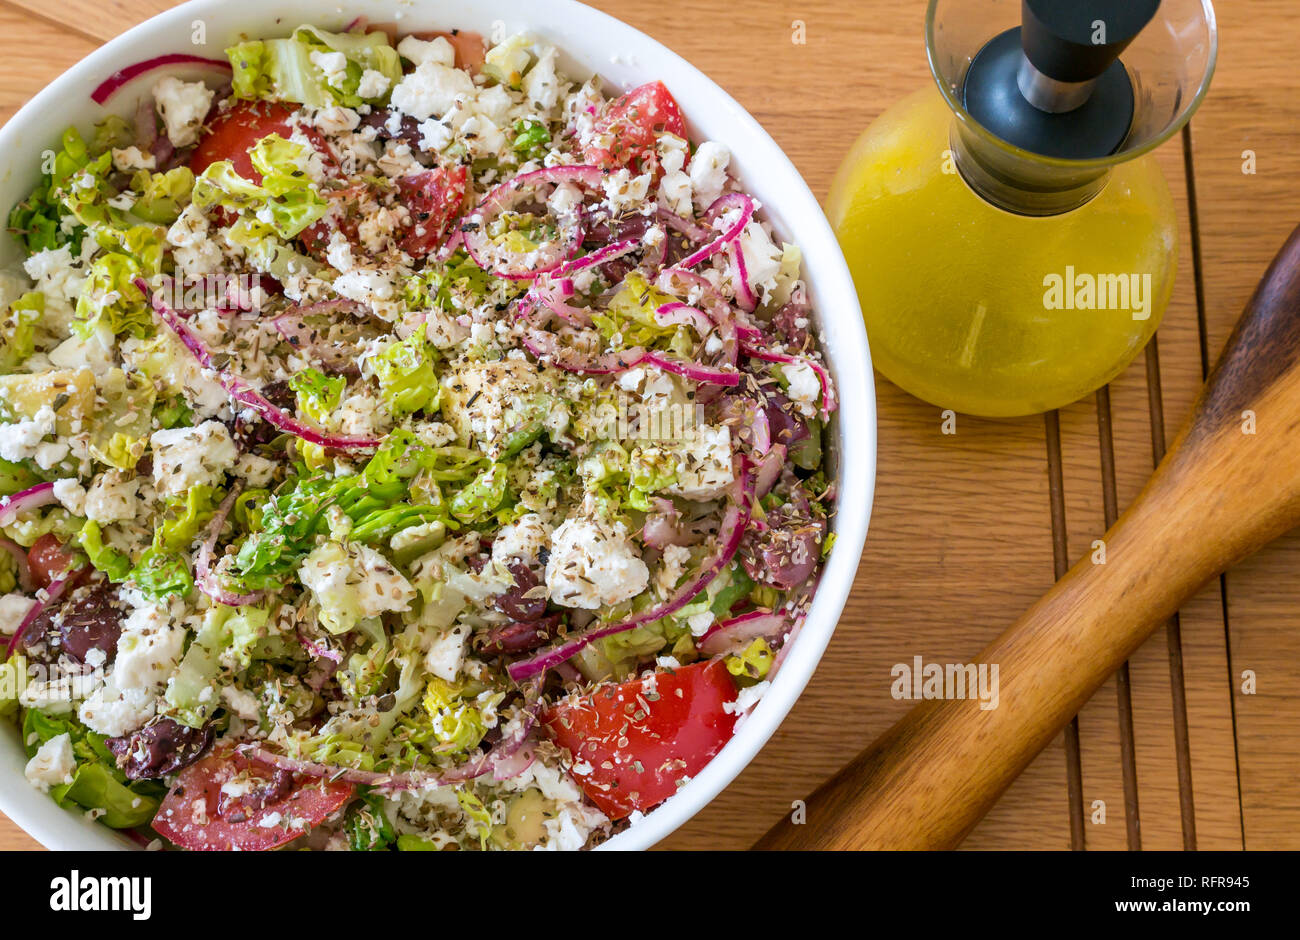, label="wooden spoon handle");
[756,223,1300,850]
